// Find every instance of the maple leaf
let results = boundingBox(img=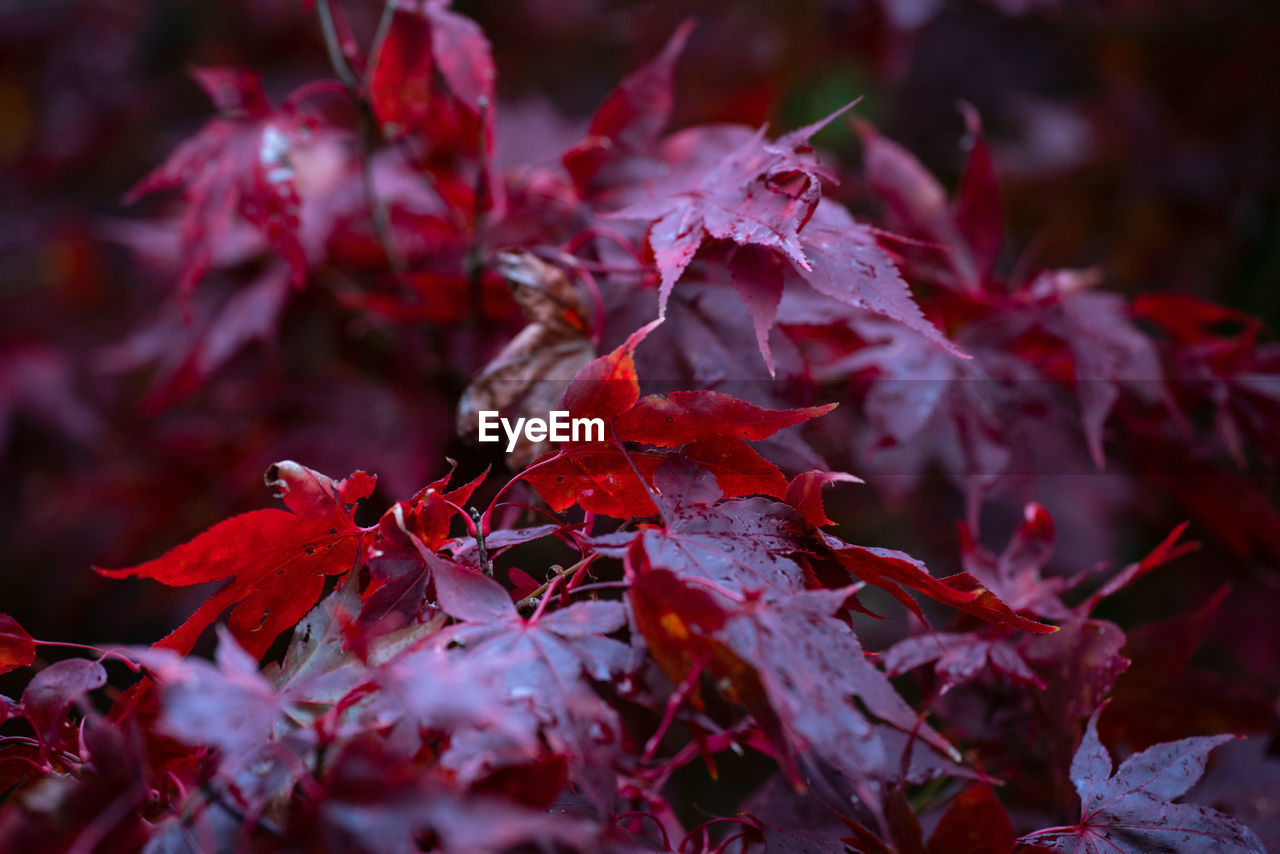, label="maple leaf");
[564,19,694,195]
[0,612,35,675]
[521,333,834,517]
[1018,710,1265,853]
[592,461,810,598]
[785,470,863,529]
[19,658,108,749]
[96,461,375,657]
[622,532,957,796]
[368,0,494,140]
[926,784,1017,854]
[366,0,502,213]
[614,389,834,446]
[1189,736,1280,853]
[720,586,958,787]
[135,626,309,804]
[125,68,308,294]
[795,199,962,359]
[1036,284,1168,469]
[416,553,629,806]
[856,112,996,292]
[1134,292,1280,465]
[604,110,959,369]
[828,538,1057,634]
[884,630,1044,689]
[608,108,847,317]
